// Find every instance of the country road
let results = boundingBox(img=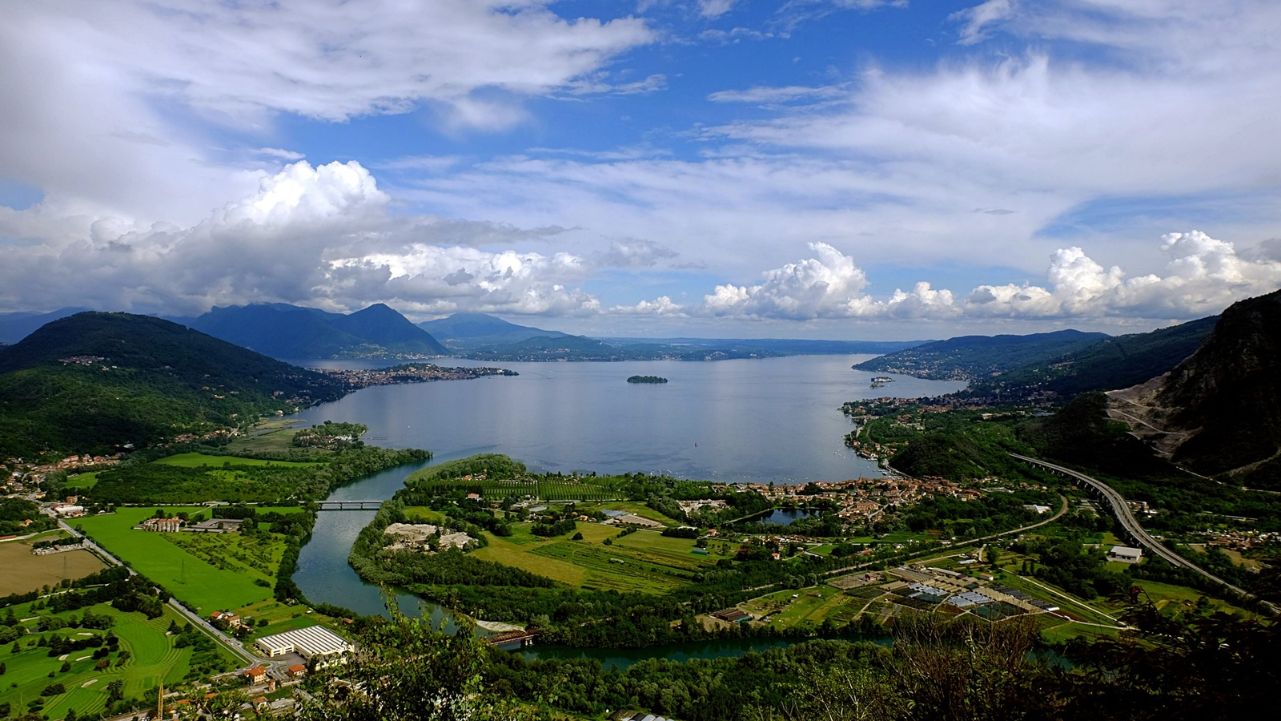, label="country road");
[55,517,270,669]
[1009,453,1278,615]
